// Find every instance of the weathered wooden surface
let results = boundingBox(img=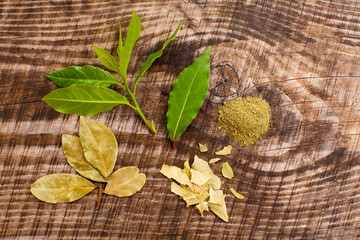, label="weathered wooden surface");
[1,0,360,239]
